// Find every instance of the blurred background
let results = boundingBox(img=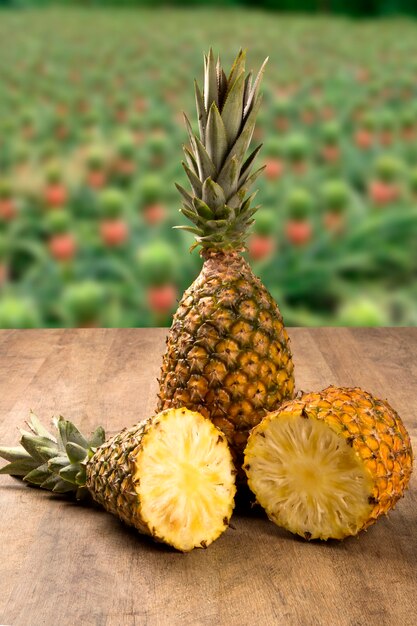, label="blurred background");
[0,1,416,328]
